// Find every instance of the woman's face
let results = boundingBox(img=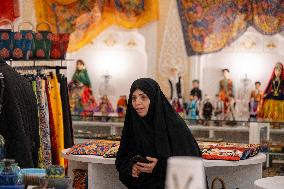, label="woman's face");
[131,89,150,117]
[274,68,282,78]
